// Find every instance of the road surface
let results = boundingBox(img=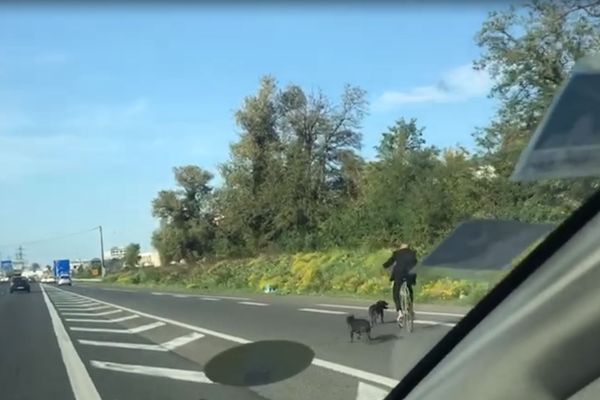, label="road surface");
[0,282,466,400]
